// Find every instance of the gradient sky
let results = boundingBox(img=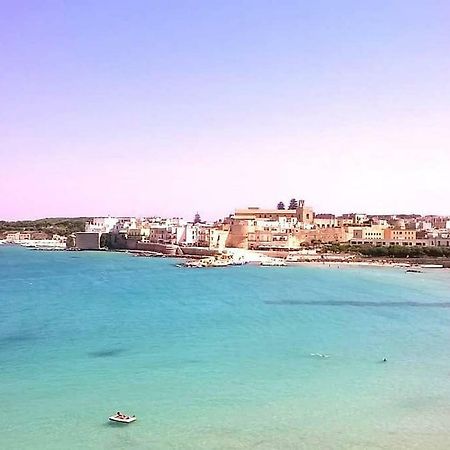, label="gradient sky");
[1,1,450,220]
